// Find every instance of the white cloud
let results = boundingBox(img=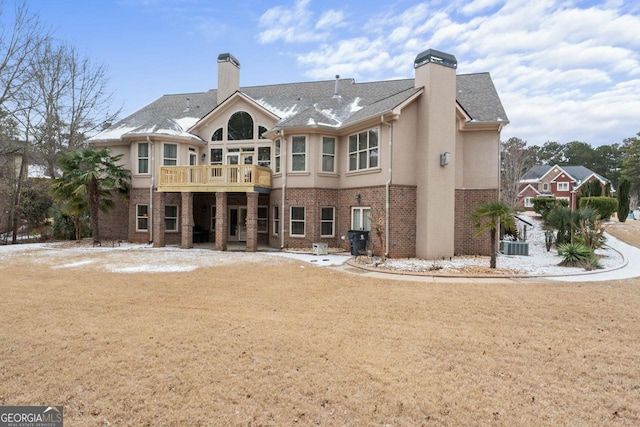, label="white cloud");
[258,0,344,44]
[277,0,639,145]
